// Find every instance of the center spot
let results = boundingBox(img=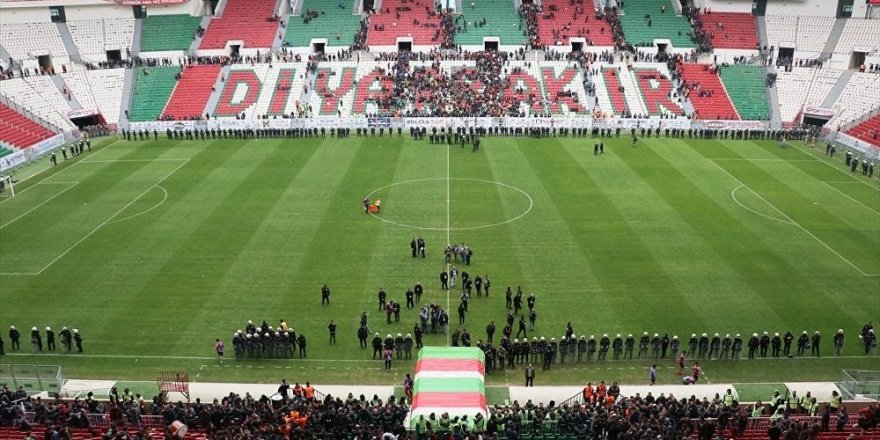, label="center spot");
[366,178,533,231]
